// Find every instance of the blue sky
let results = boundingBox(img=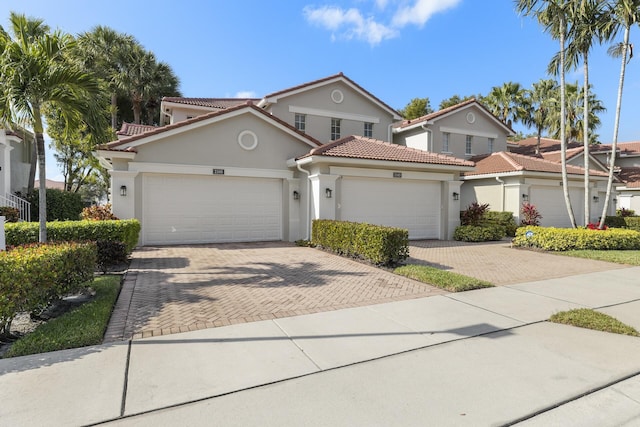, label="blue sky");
[2,0,639,180]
